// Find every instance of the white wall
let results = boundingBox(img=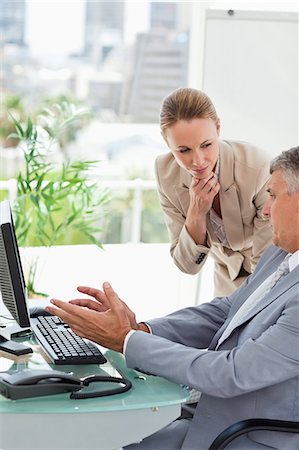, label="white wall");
[188,2,298,156]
